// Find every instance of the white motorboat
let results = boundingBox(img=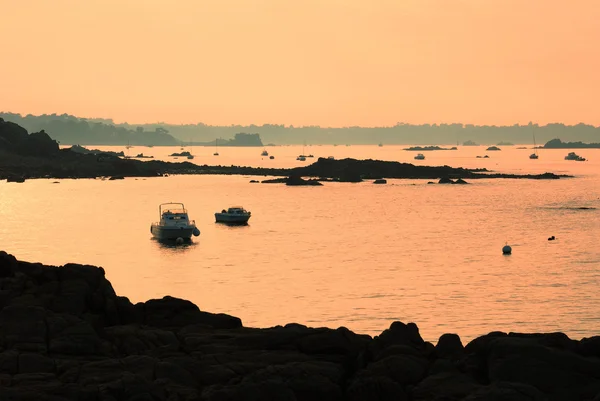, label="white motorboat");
[215,207,251,224]
[151,203,200,240]
[414,153,425,160]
